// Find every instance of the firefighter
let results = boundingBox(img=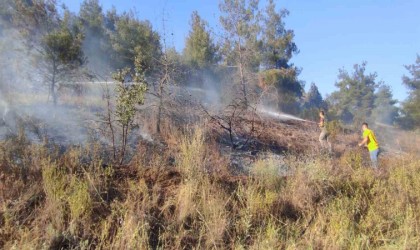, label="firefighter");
[318,110,332,153]
[358,122,380,168]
